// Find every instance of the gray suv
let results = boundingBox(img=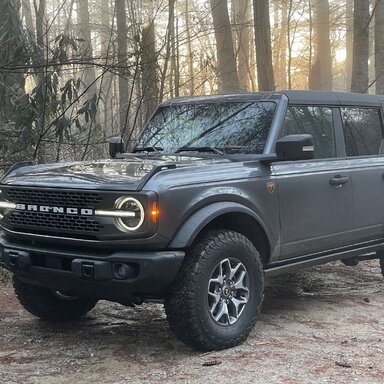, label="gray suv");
[1,91,384,350]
